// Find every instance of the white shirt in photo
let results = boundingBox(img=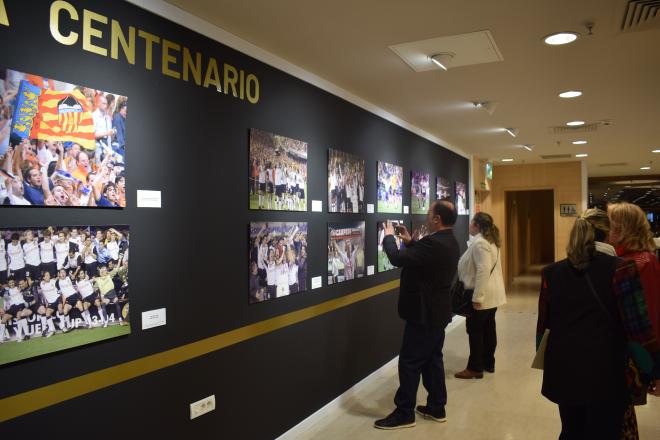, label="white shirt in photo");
[266,262,276,286]
[288,263,299,286]
[57,277,77,298]
[76,279,95,298]
[41,279,60,303]
[106,241,120,260]
[55,242,69,269]
[0,239,7,271]
[7,242,25,270]
[7,287,24,306]
[39,240,55,263]
[23,241,41,266]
